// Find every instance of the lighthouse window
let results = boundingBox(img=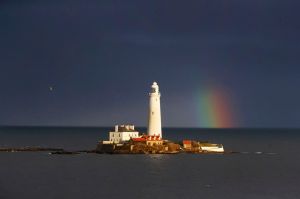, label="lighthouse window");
[152,112,154,115]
